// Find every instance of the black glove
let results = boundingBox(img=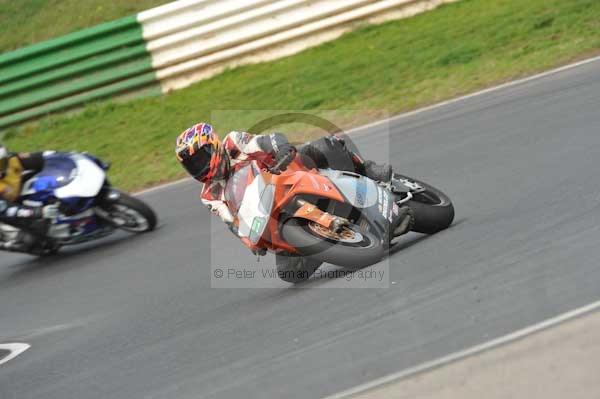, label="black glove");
[257,133,295,174]
[274,140,294,161]
[270,146,296,175]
